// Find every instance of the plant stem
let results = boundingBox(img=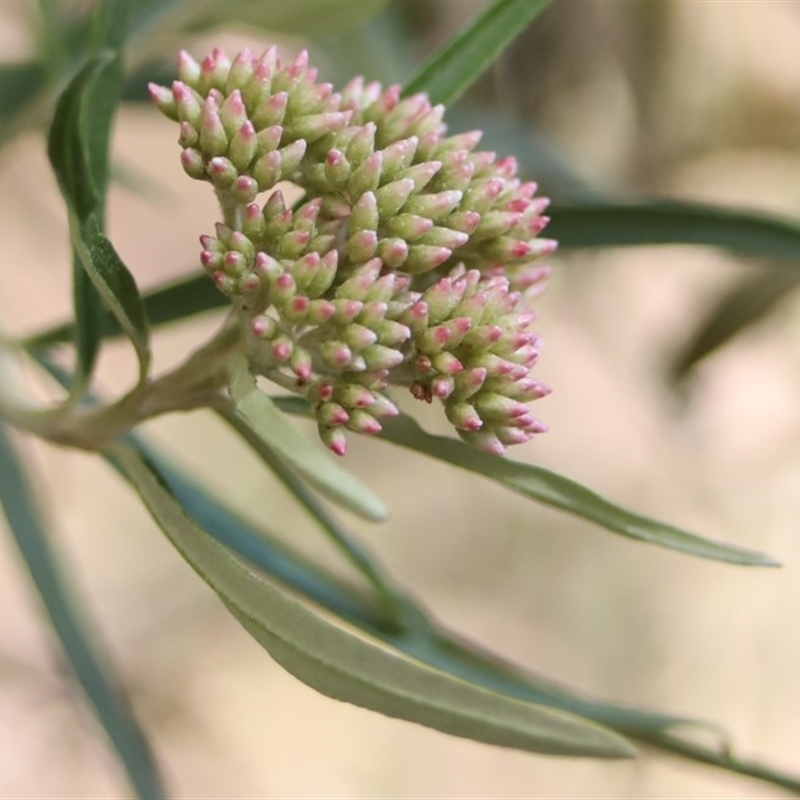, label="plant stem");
[0,315,243,451]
